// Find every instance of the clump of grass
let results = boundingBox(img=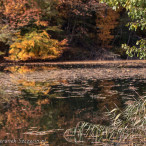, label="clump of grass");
[64,96,146,145]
